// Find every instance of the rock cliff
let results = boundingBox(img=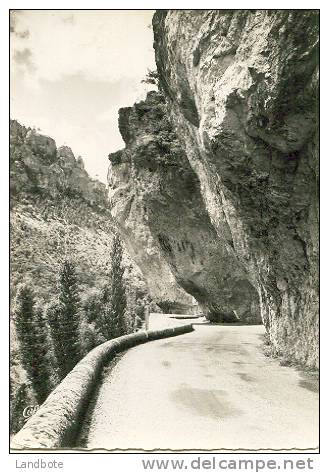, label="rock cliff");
[10,120,115,301]
[10,119,152,308]
[108,92,261,321]
[152,10,319,367]
[10,120,154,433]
[108,94,196,314]
[10,120,106,207]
